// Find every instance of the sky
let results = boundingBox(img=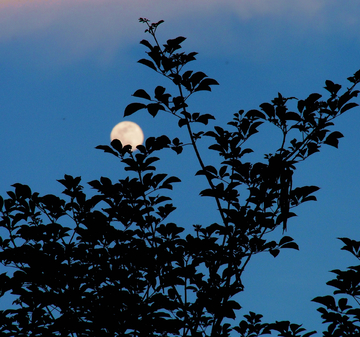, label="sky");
[1,0,360,334]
